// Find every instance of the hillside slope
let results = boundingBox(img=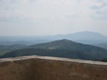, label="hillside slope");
[1,39,107,61]
[93,43,107,49]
